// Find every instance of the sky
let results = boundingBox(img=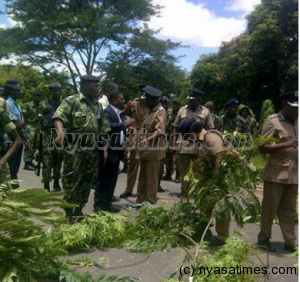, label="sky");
[0,0,261,72]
